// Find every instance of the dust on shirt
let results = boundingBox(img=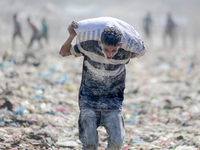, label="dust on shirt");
[70,40,132,111]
